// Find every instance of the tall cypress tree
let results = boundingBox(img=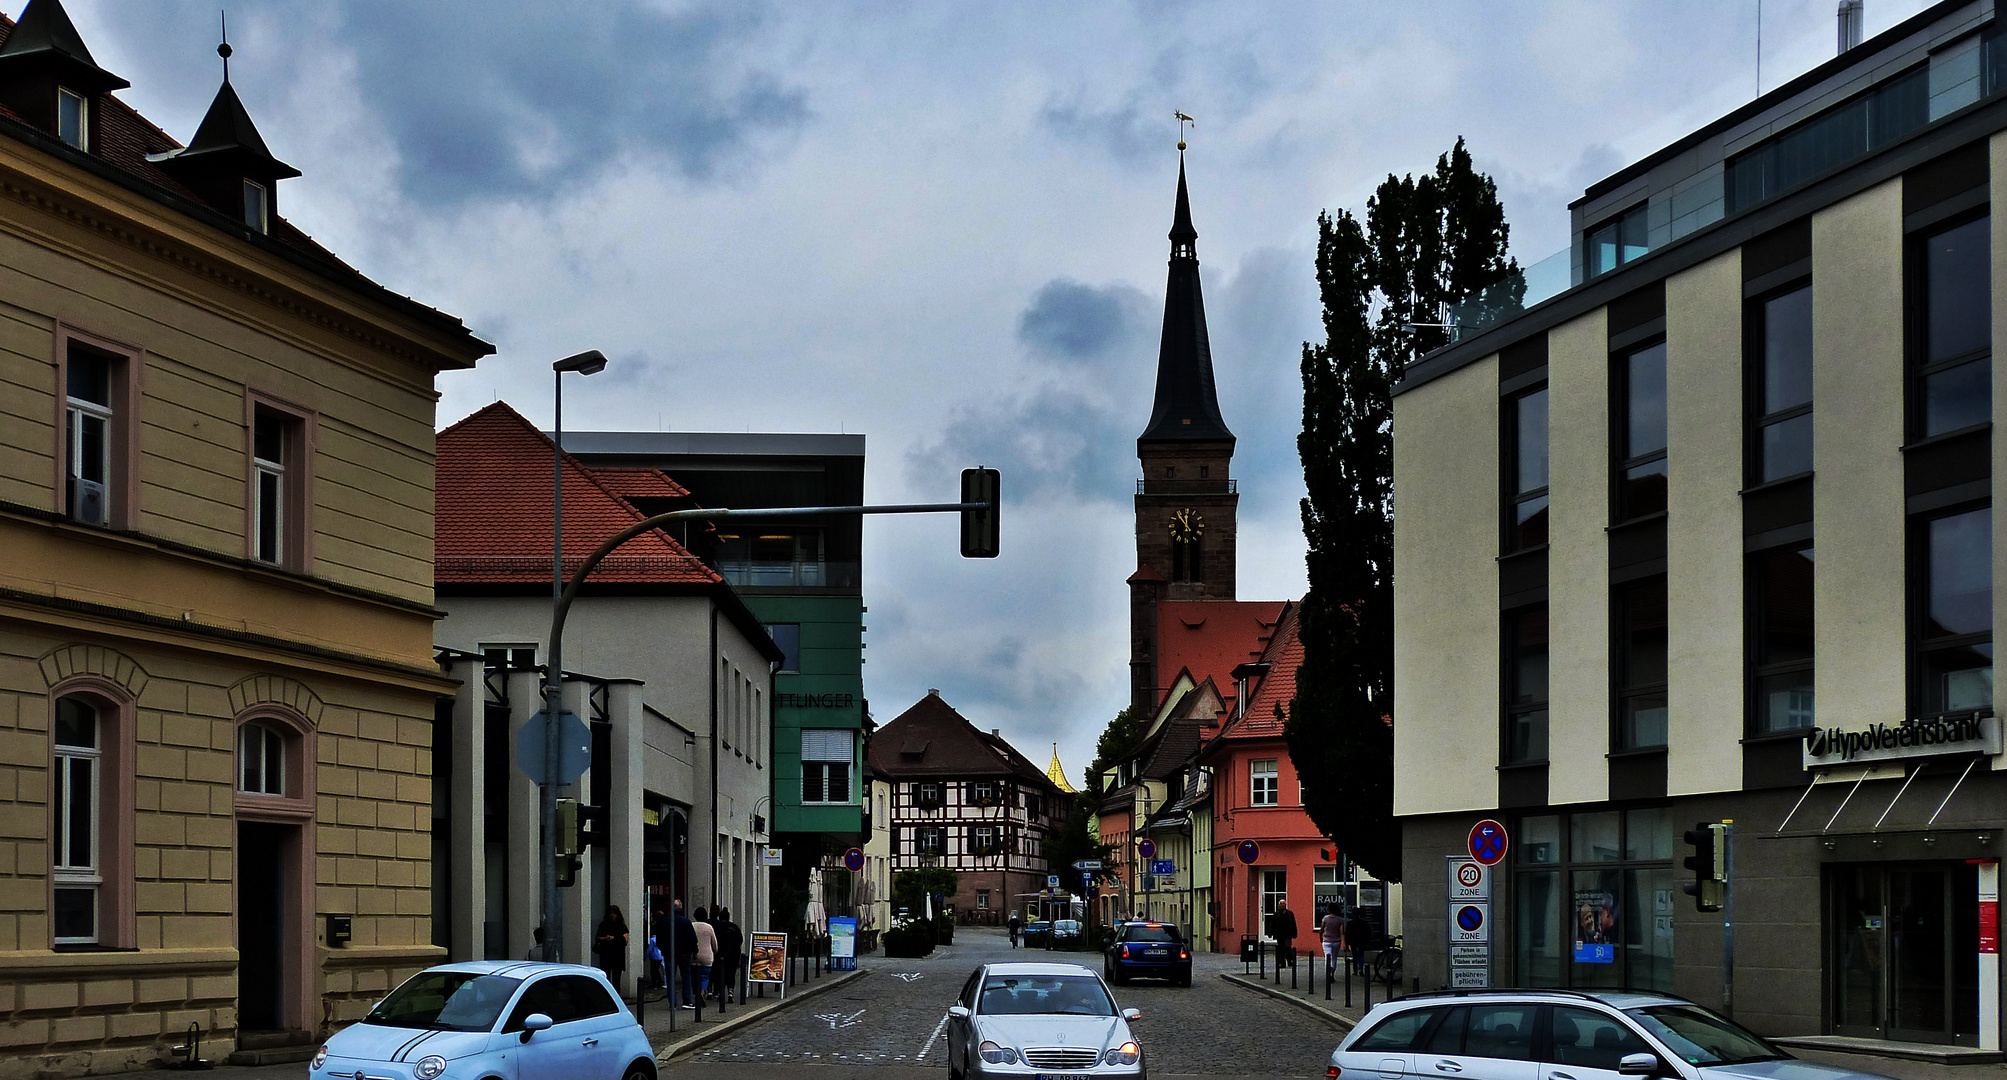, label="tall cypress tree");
[1285,139,1516,882]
